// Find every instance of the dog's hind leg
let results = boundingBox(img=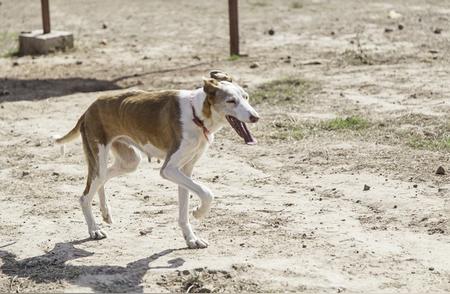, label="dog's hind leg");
[98,141,141,224]
[79,128,109,239]
[97,187,112,224]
